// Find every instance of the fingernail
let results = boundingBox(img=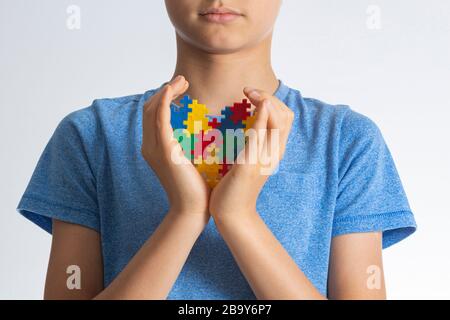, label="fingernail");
[171,75,183,83]
[247,88,261,100]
